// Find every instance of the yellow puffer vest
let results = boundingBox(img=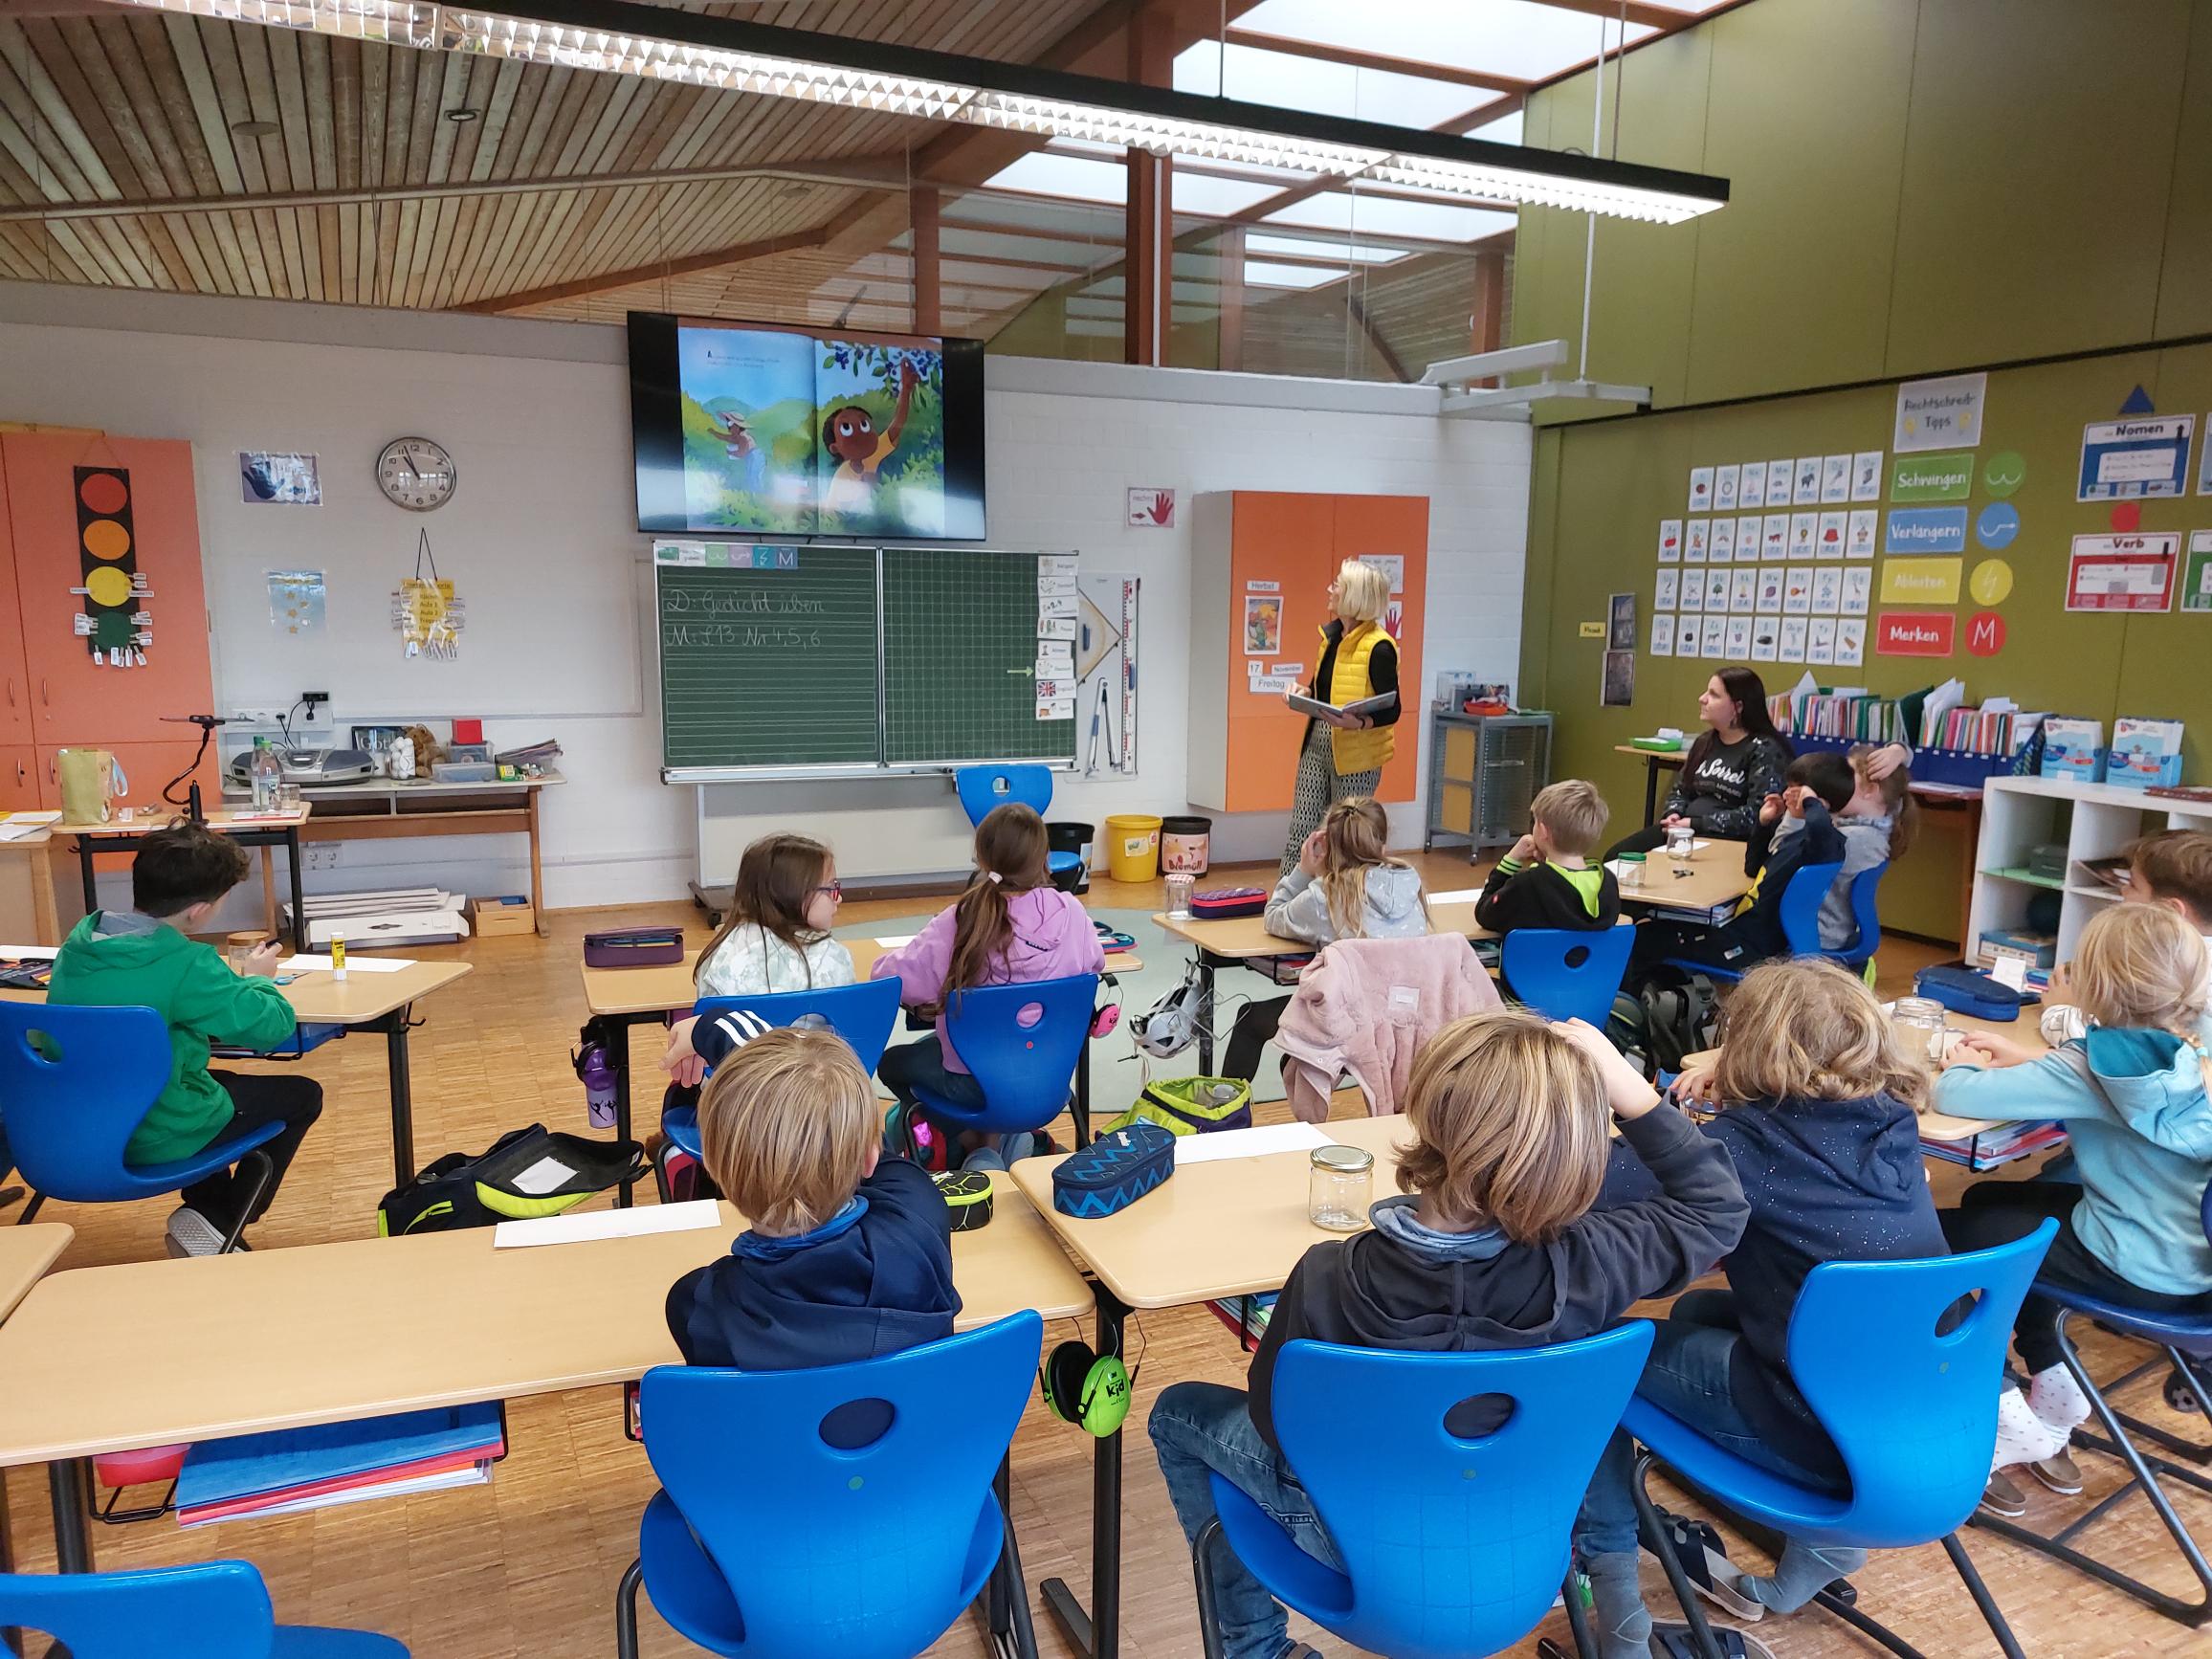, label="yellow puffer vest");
[1319,620,1395,775]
